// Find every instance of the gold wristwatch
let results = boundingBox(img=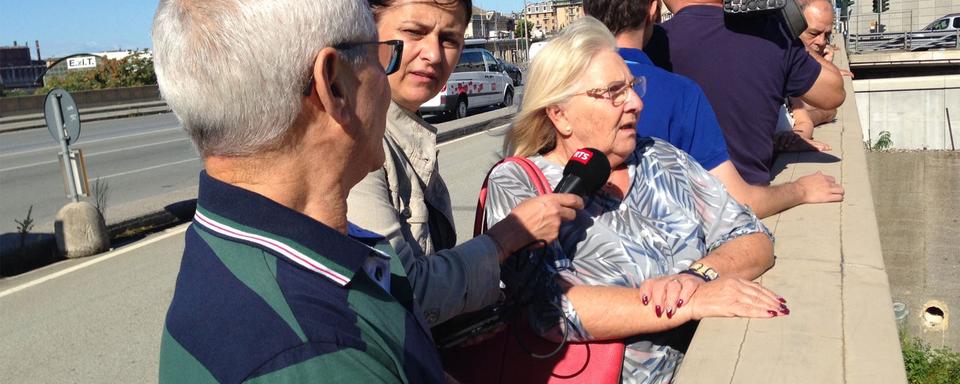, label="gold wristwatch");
[687,262,719,282]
